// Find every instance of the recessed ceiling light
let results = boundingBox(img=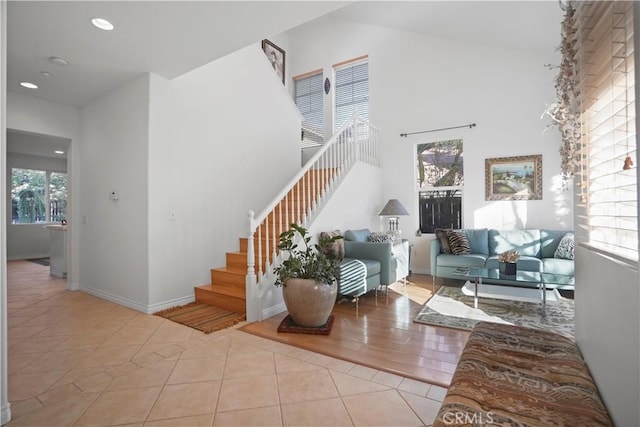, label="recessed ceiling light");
[91,17,114,31]
[40,71,52,77]
[54,150,65,155]
[49,56,68,66]
[20,82,38,89]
